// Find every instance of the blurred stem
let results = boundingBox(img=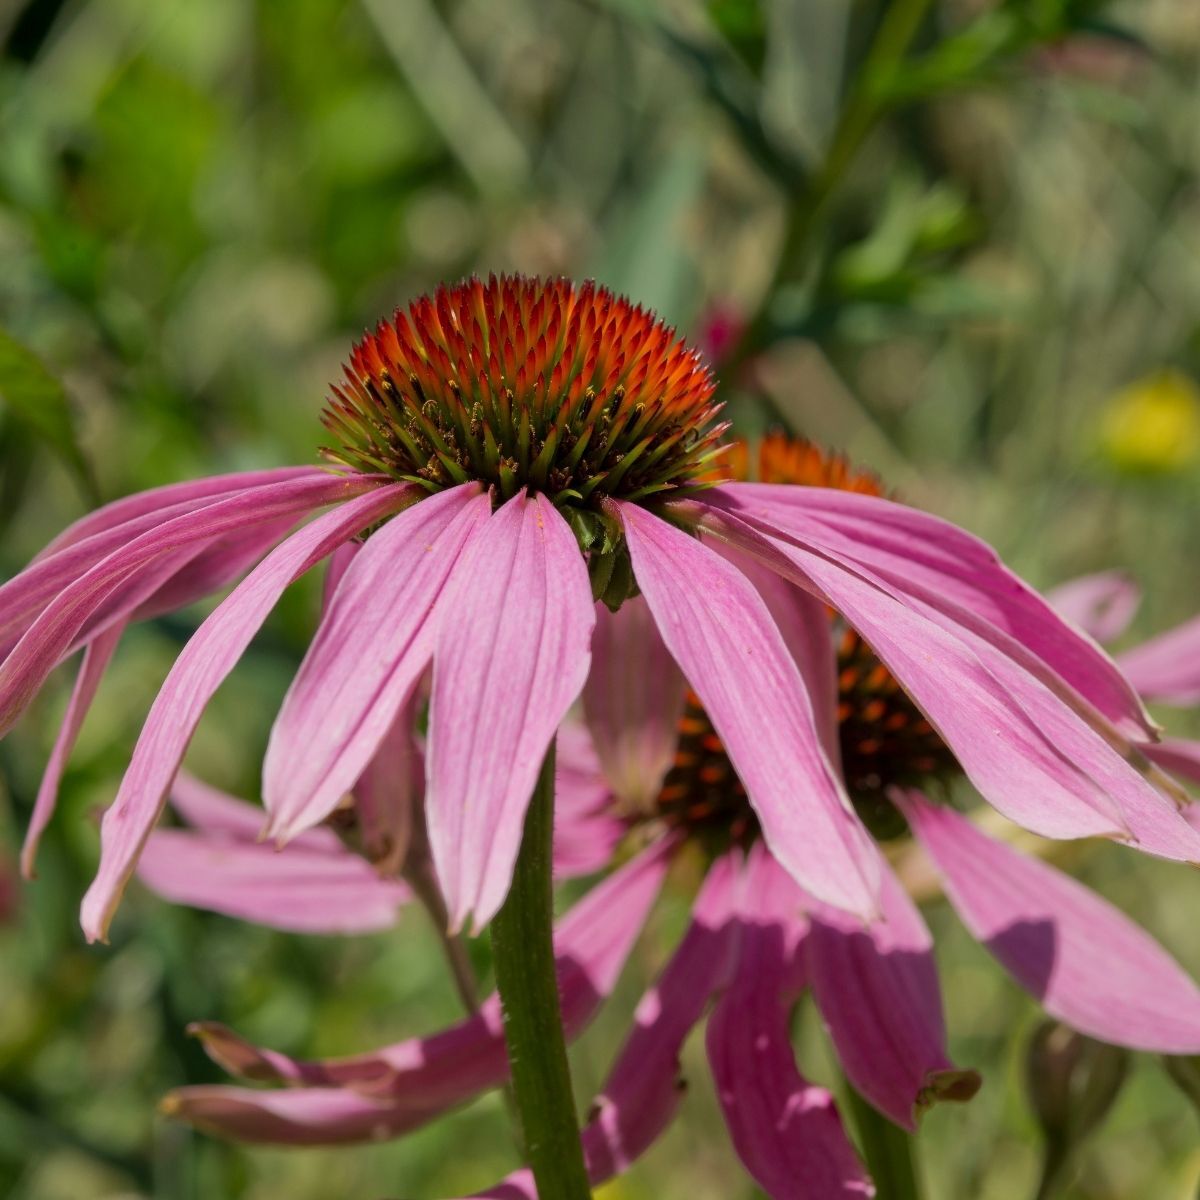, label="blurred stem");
[407,856,481,1013]
[491,739,592,1198]
[724,0,935,379]
[847,1086,923,1200]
